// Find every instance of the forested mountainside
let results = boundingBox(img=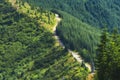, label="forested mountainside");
[0,0,88,79]
[24,0,120,29]
[21,0,120,80]
[24,0,120,61]
[95,28,120,80]
[23,0,101,62]
[56,10,100,62]
[1,0,120,80]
